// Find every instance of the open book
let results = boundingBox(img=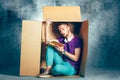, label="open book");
[48,41,64,47]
